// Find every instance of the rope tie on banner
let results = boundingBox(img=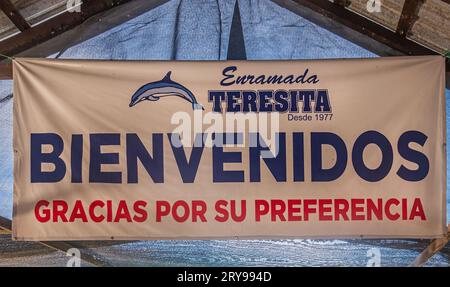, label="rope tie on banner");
[444,50,450,59]
[0,53,13,61]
